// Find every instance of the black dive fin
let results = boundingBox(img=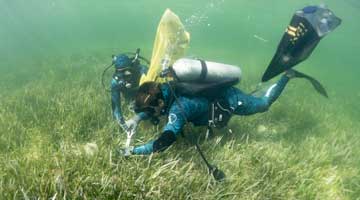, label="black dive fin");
[262,5,341,82]
[292,70,328,98]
